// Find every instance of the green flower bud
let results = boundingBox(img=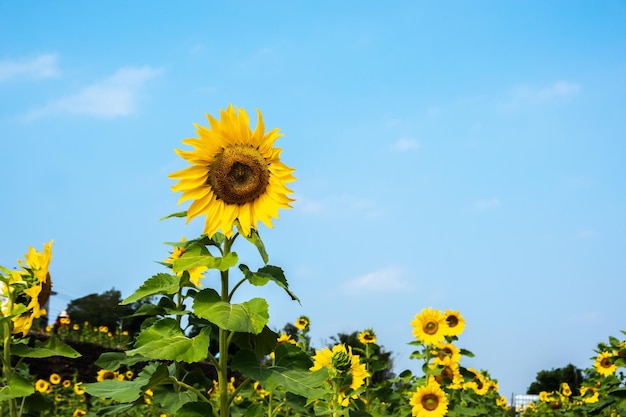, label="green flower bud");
[331,350,352,372]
